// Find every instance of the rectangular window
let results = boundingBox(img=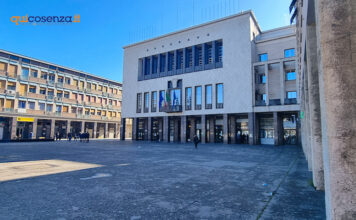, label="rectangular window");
[56,105,62,113]
[259,74,266,84]
[40,88,46,95]
[195,45,203,66]
[41,72,47,80]
[205,85,212,109]
[159,54,166,72]
[195,86,202,110]
[185,48,193,68]
[205,43,213,64]
[144,92,149,112]
[176,50,183,69]
[144,57,150,75]
[286,71,296,80]
[18,101,26,109]
[151,91,157,112]
[28,101,35,110]
[284,48,295,58]
[63,106,69,113]
[258,53,268,62]
[215,40,223,63]
[7,82,16,90]
[65,77,71,85]
[64,92,69,98]
[152,56,158,74]
[262,94,267,101]
[46,104,53,112]
[216,83,224,108]
[30,70,38,78]
[287,91,297,99]
[58,76,64,83]
[185,87,192,110]
[39,103,45,110]
[29,86,36,93]
[136,93,142,113]
[168,52,175,71]
[159,90,165,112]
[21,68,29,79]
